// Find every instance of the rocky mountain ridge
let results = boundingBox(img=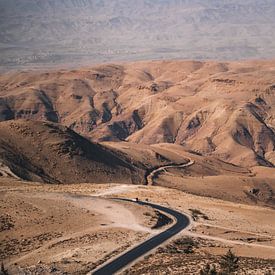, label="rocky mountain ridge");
[0,60,274,167]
